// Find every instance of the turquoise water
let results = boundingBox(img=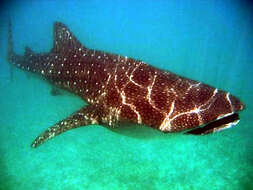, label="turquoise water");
[0,0,253,189]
